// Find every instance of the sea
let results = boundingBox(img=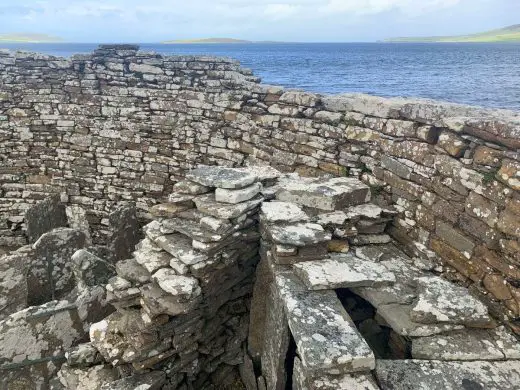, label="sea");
[1,42,519,111]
